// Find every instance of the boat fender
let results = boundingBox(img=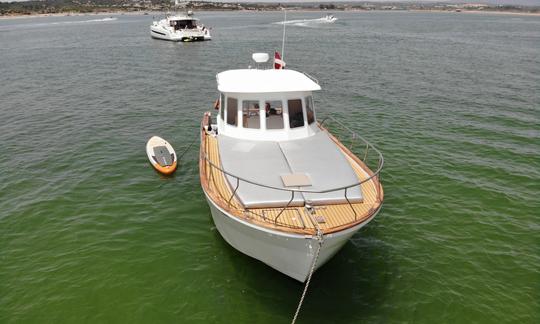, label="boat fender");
[213,99,220,110]
[207,114,213,132]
